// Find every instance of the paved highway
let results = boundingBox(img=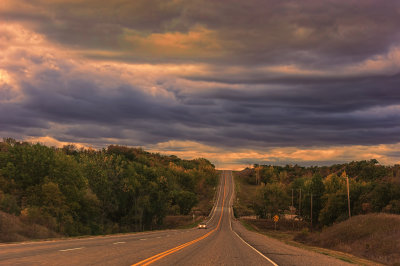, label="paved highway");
[0,171,351,265]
